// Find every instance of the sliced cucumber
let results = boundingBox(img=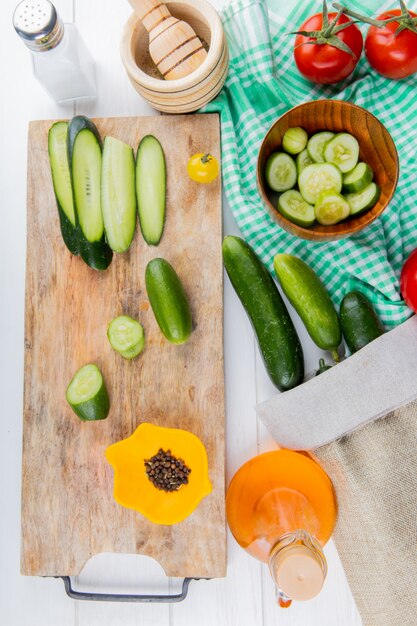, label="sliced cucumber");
[307,132,334,163]
[345,182,381,216]
[343,162,373,193]
[298,163,342,205]
[66,363,110,421]
[102,137,137,253]
[296,149,313,175]
[48,122,78,255]
[136,135,166,246]
[107,315,144,359]
[278,190,315,227]
[314,192,350,226]
[67,116,113,270]
[265,152,297,192]
[282,127,308,155]
[324,133,359,173]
